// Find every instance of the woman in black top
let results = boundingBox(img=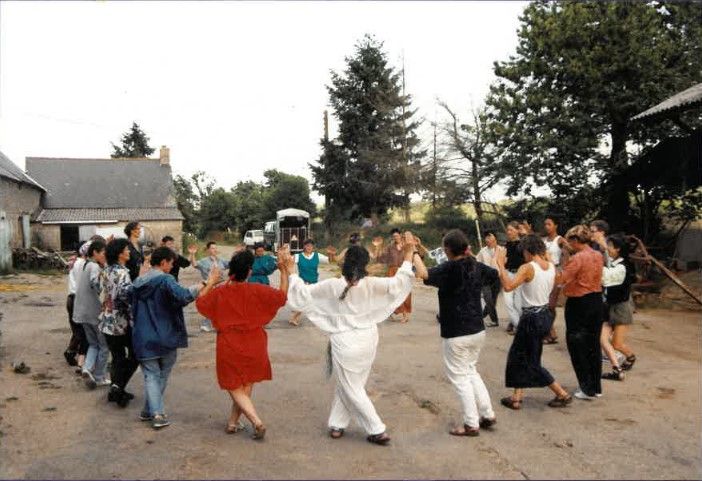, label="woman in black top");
[416,229,498,437]
[600,235,637,381]
[124,221,144,281]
